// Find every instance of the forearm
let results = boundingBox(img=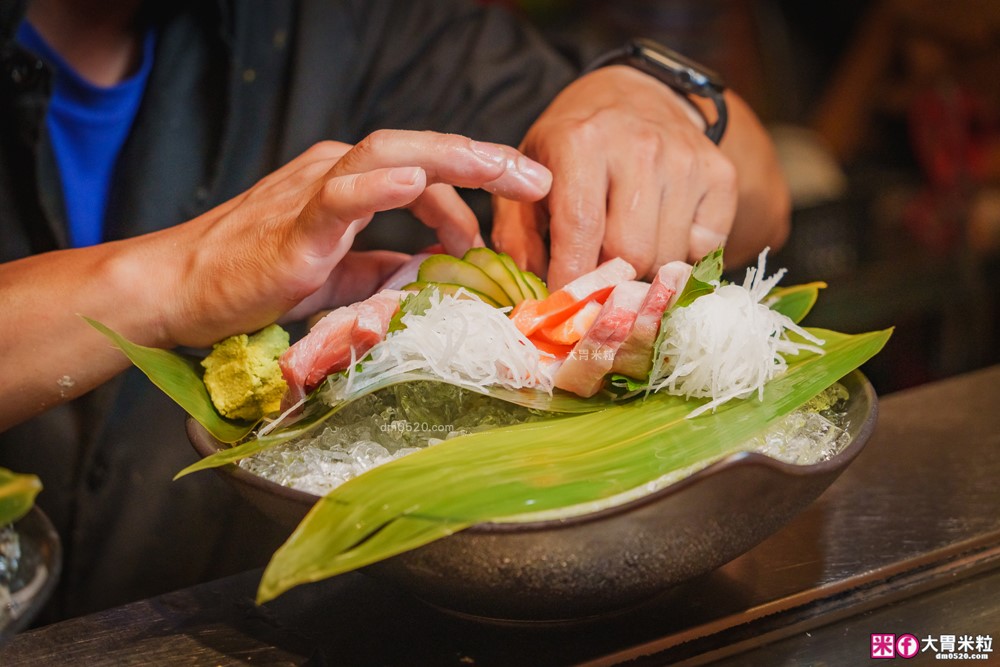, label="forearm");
[0,236,175,431]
